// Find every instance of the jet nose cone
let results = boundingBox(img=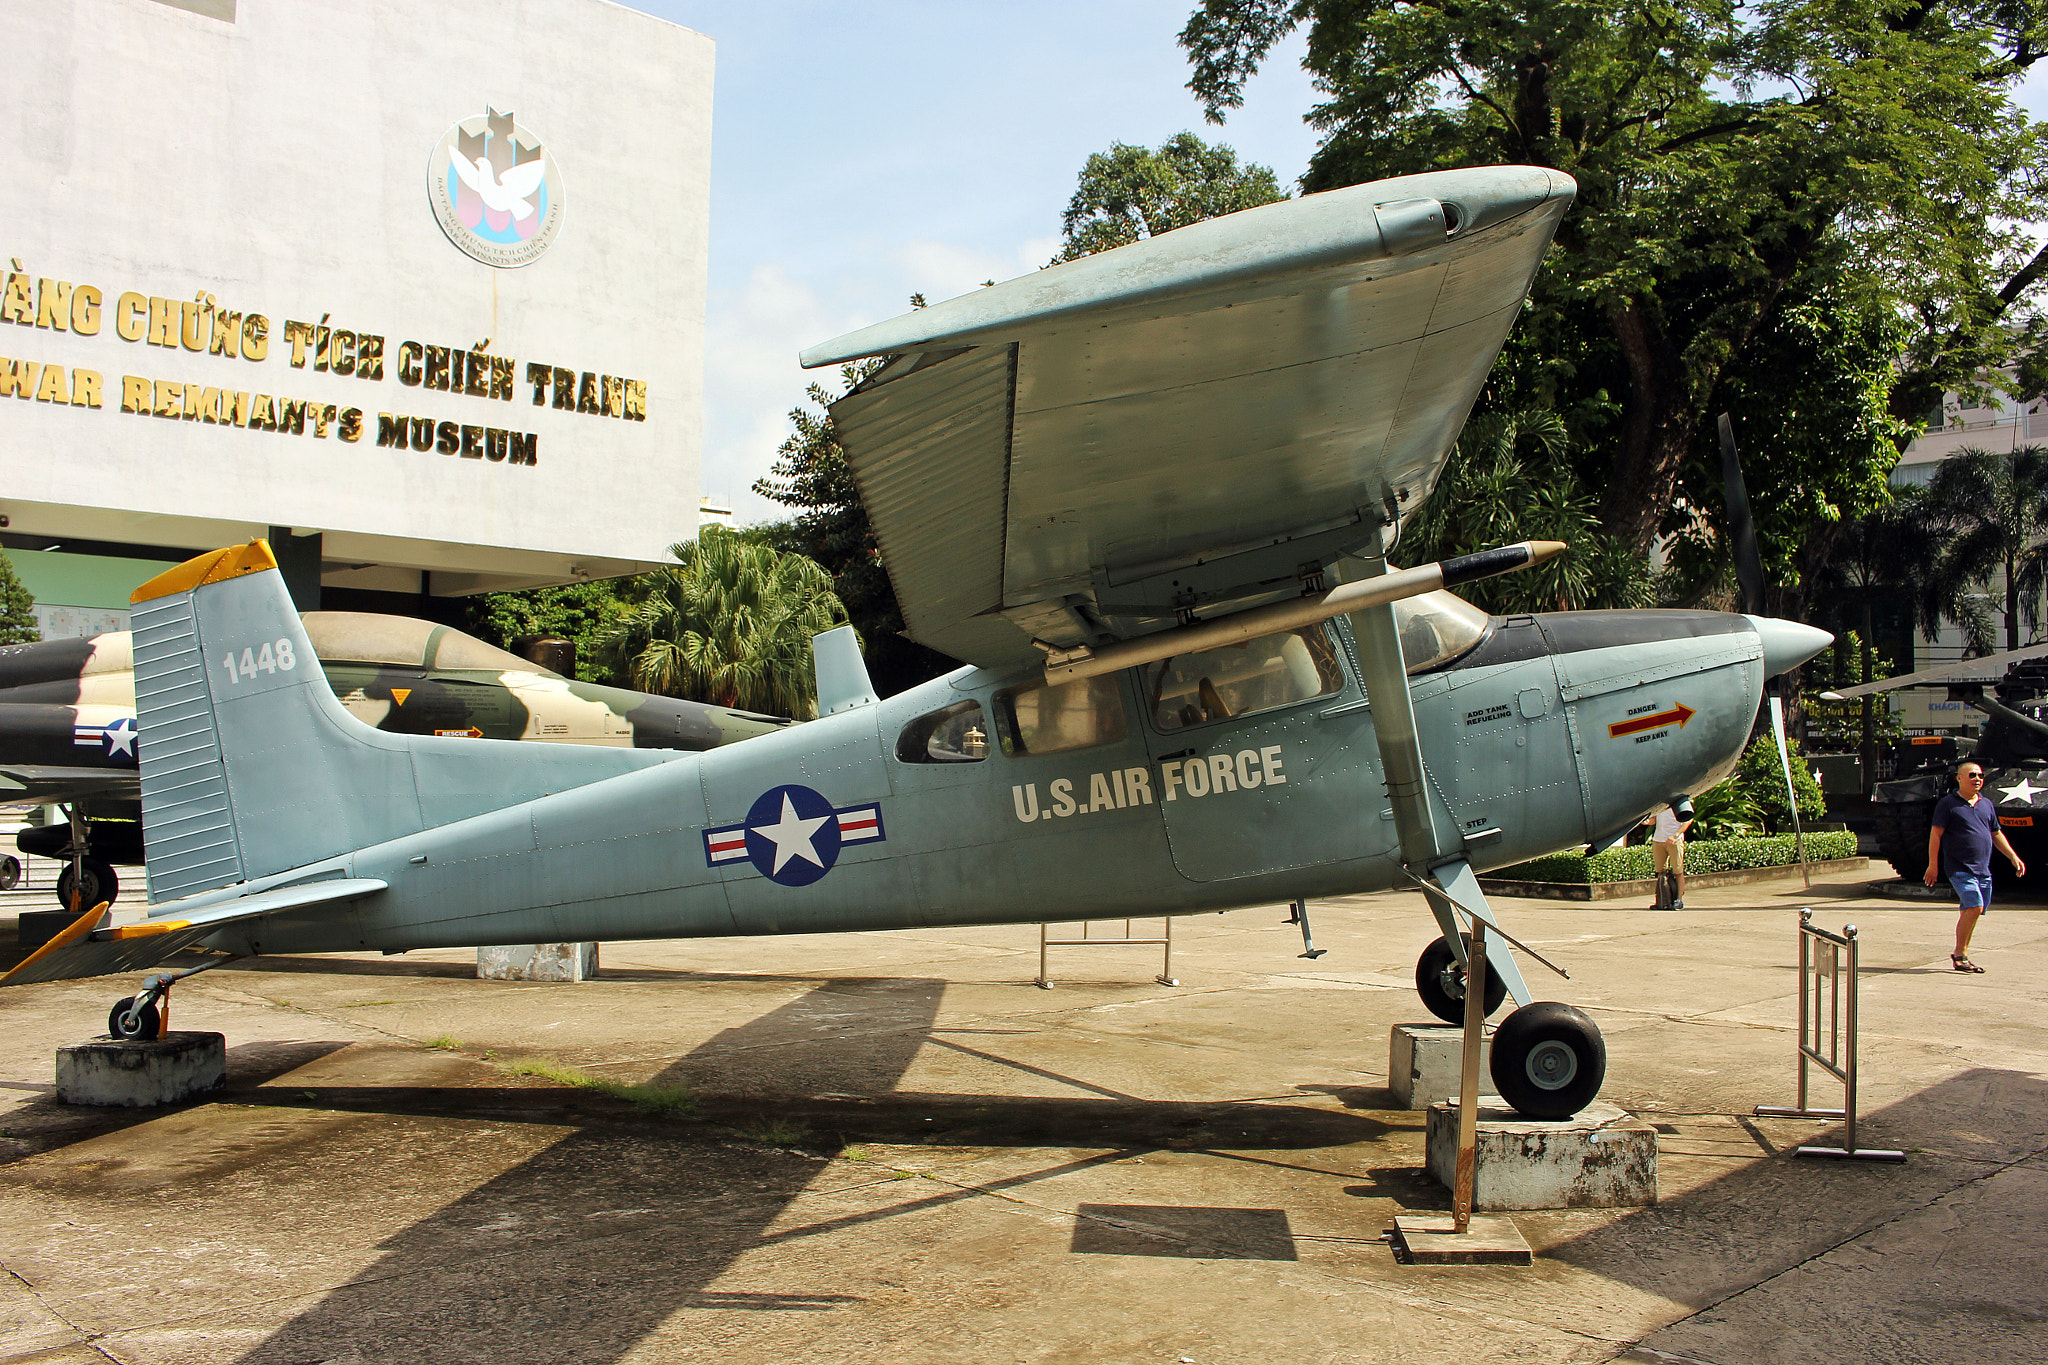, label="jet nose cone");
[1745,615,1834,678]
